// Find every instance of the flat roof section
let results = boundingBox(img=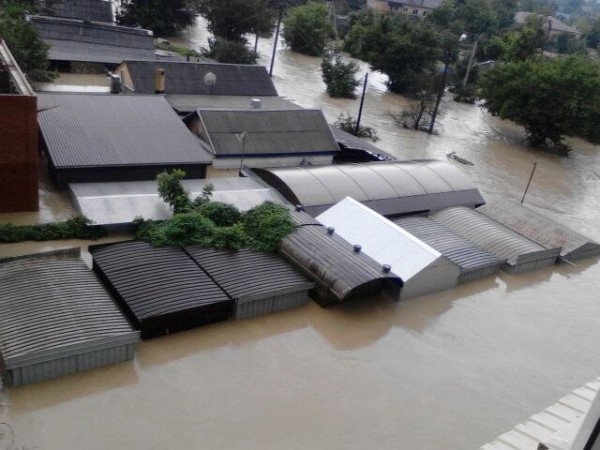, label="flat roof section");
[90,241,232,339]
[0,250,139,386]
